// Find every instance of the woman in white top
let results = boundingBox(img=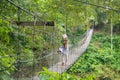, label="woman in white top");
[57,34,69,66]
